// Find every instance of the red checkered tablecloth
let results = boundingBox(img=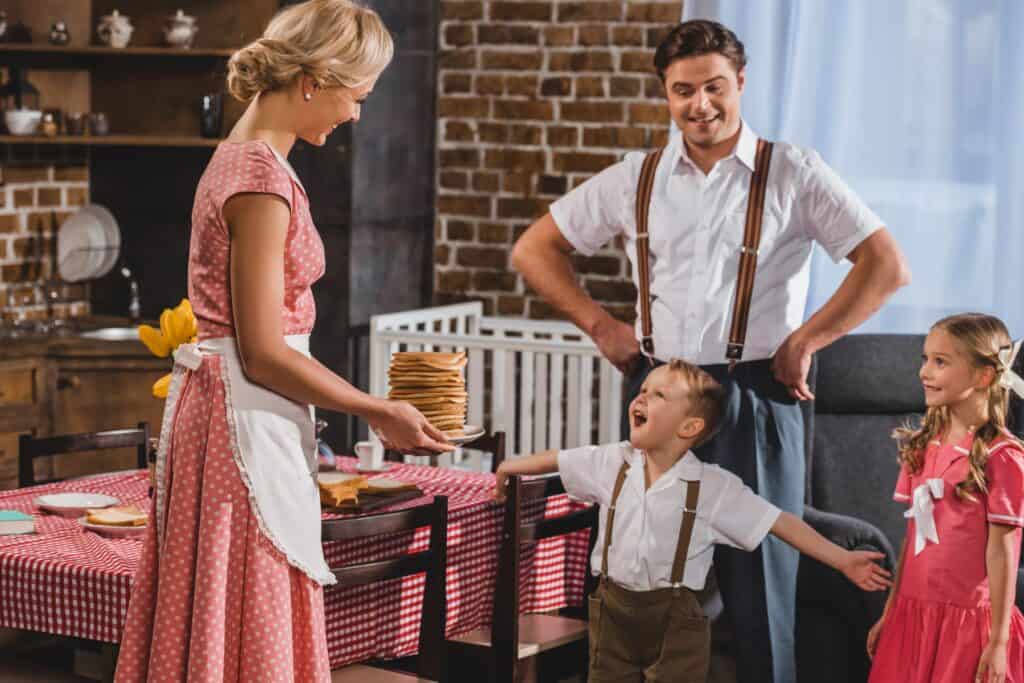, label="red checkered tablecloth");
[0,459,590,668]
